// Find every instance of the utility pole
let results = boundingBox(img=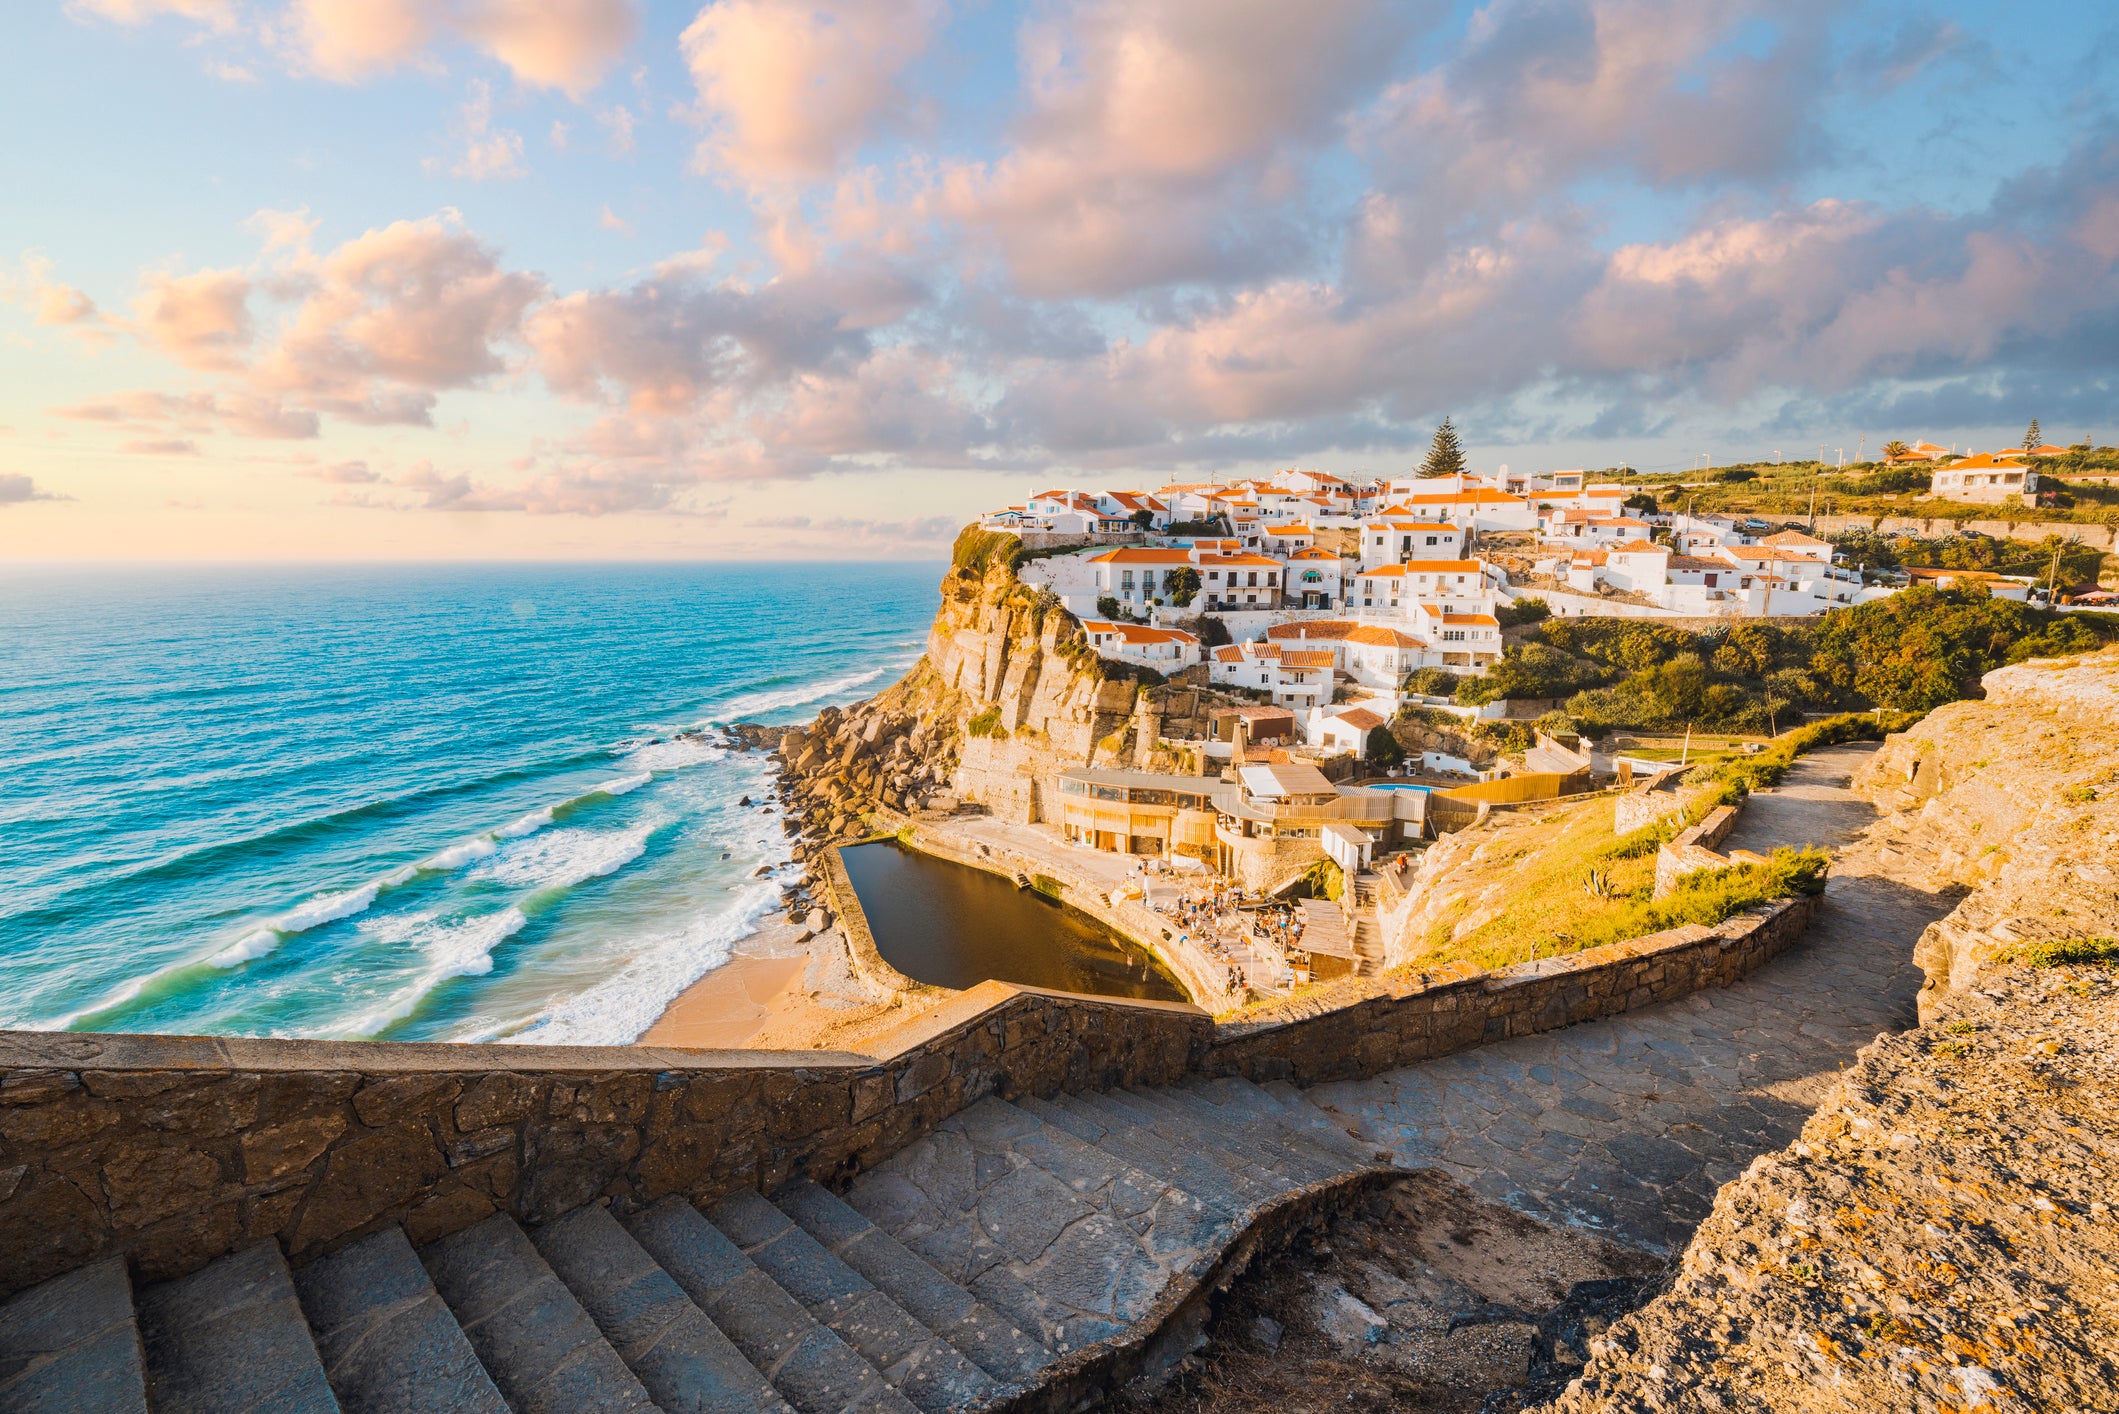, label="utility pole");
[2048,539,2064,605]
[1856,434,1865,463]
